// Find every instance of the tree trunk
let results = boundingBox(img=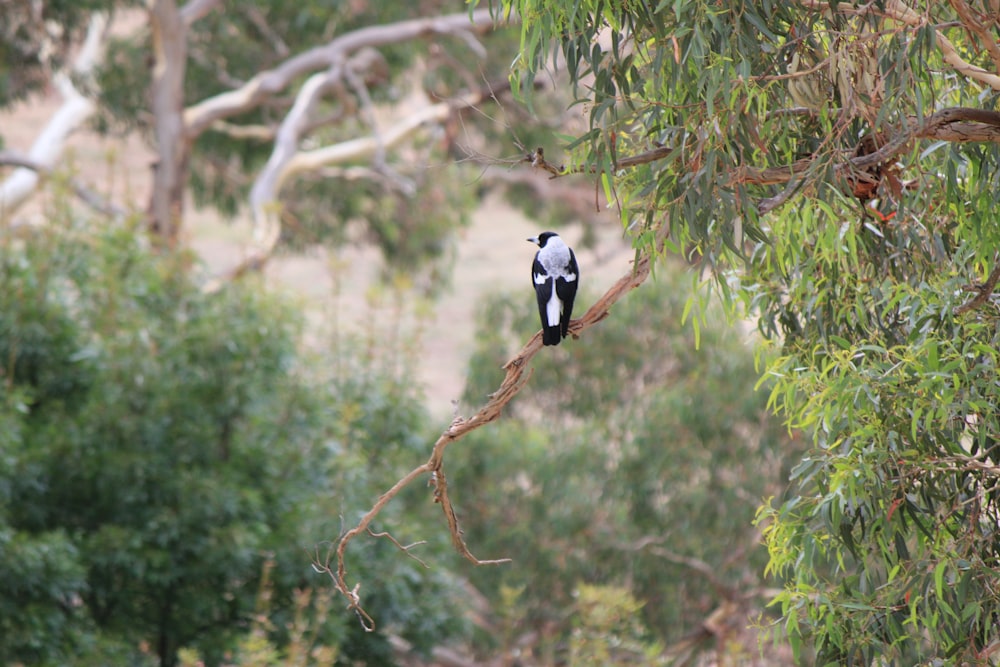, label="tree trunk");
[147,0,189,245]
